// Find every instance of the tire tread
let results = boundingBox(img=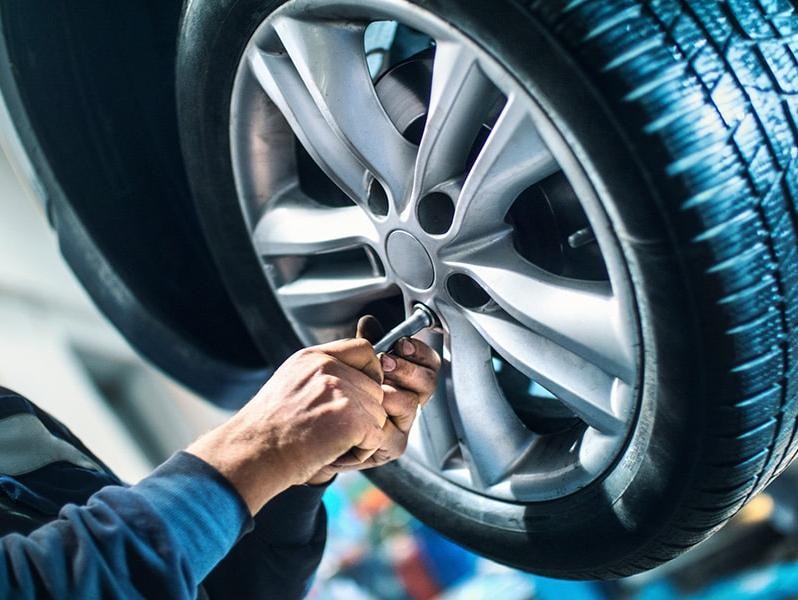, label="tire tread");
[529,0,798,577]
